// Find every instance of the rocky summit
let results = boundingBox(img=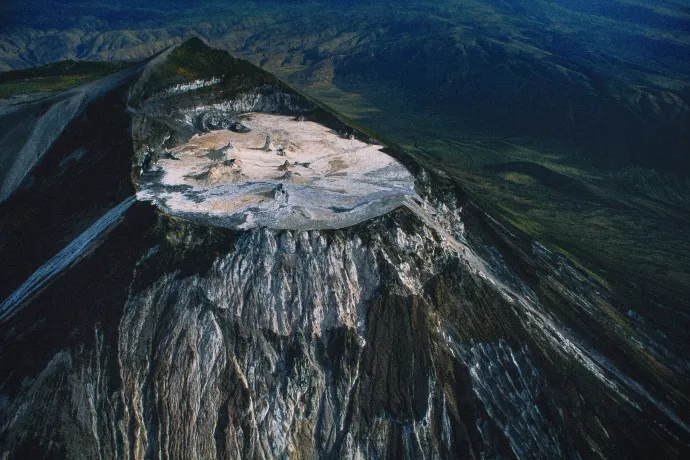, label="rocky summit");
[0,38,689,460]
